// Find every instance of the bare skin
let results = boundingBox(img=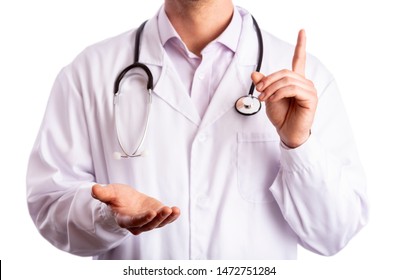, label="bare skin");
[252,30,317,148]
[164,0,234,56]
[92,1,318,236]
[92,184,180,235]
